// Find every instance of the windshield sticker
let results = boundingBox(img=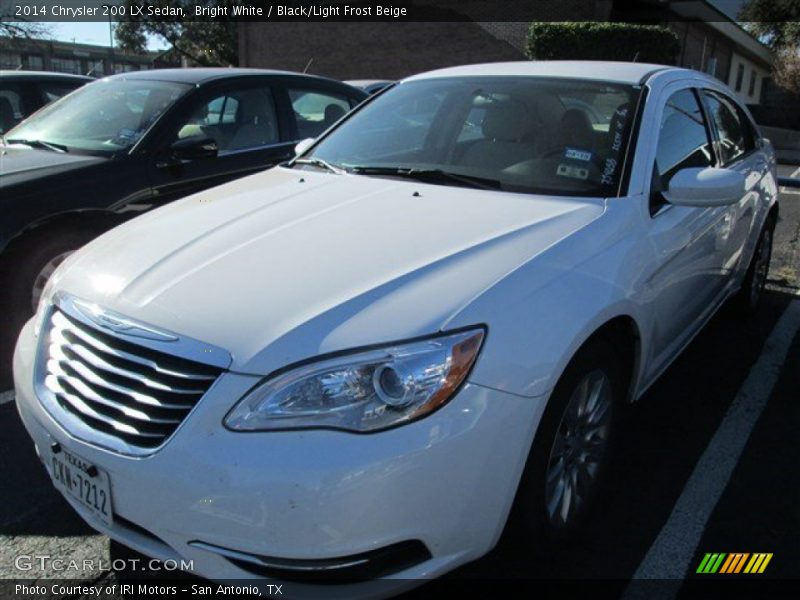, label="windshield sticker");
[565,147,592,162]
[601,105,630,186]
[557,164,589,181]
